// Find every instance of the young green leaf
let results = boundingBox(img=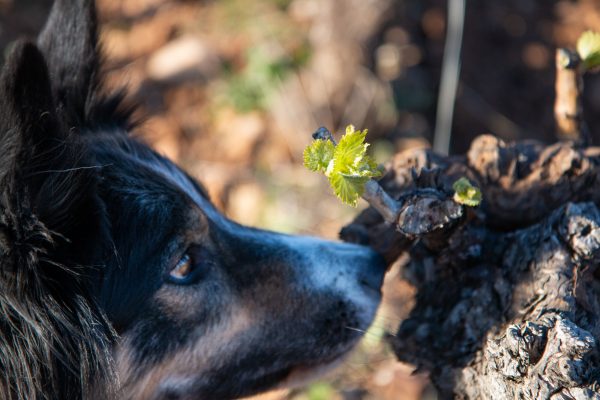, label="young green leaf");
[327,126,381,206]
[304,125,382,207]
[333,126,369,172]
[328,173,370,207]
[577,30,600,70]
[303,139,335,173]
[452,177,482,207]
